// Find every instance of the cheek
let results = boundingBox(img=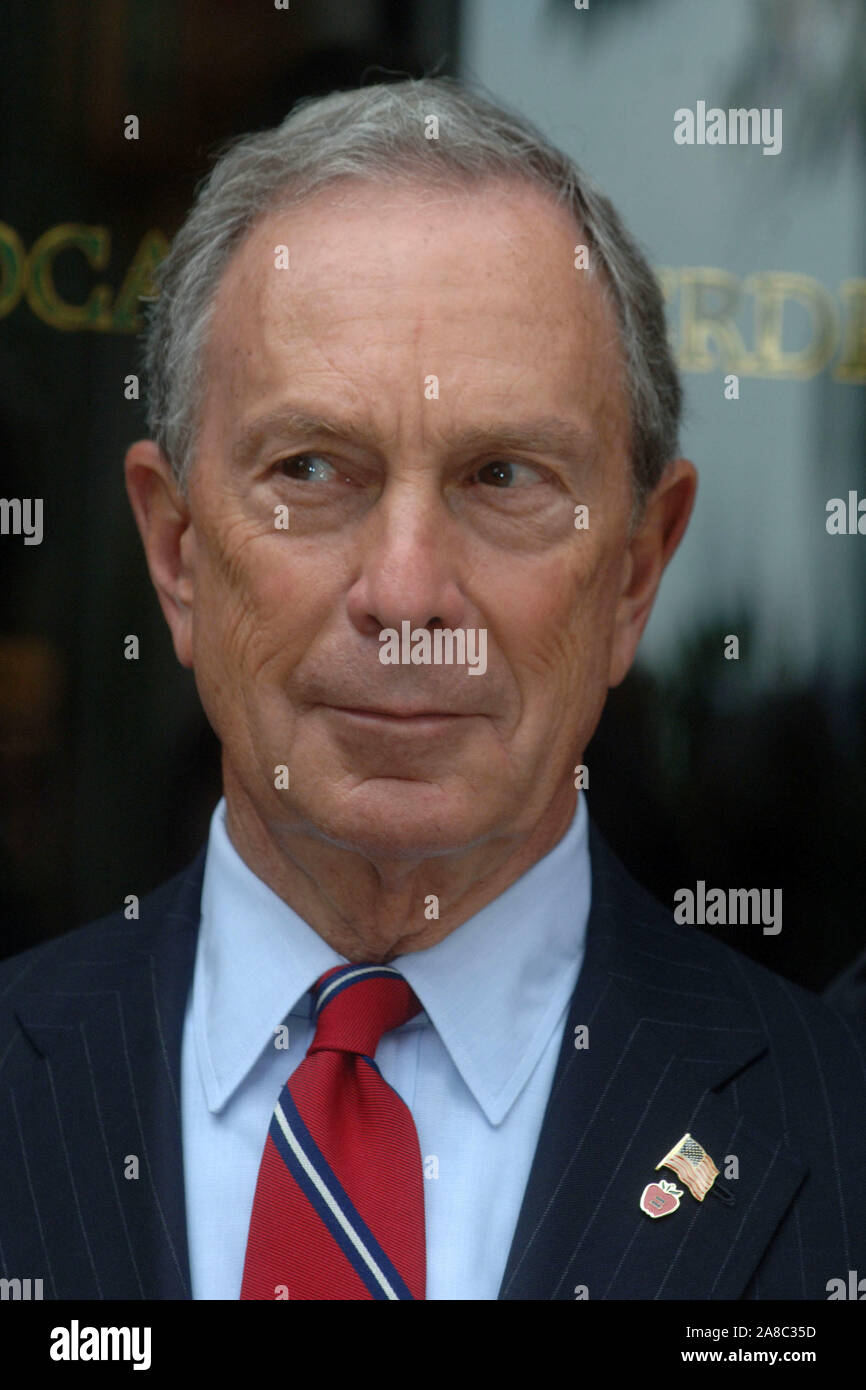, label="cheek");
[194,532,336,687]
[496,541,625,736]
[497,550,606,685]
[250,541,346,661]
